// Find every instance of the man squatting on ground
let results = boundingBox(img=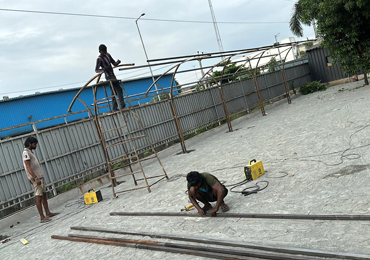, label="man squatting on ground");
[23,137,58,223]
[95,44,126,111]
[187,171,229,217]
